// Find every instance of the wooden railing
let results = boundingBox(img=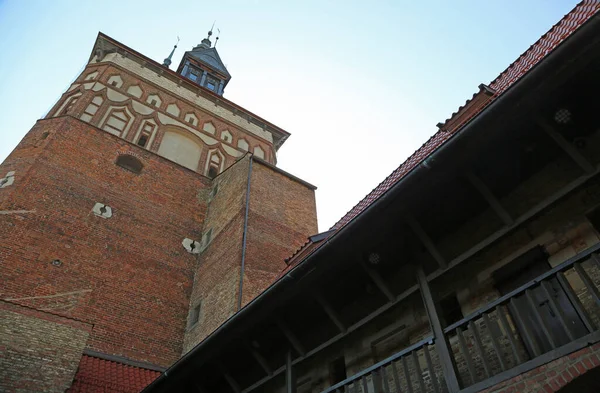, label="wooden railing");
[321,337,442,393]
[320,243,600,393]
